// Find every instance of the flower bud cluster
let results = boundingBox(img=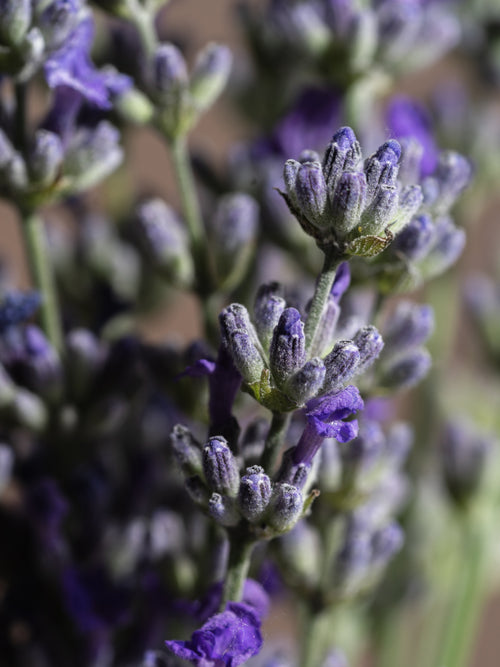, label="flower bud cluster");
[440,419,495,510]
[465,273,500,365]
[282,126,422,257]
[0,119,123,210]
[142,41,232,139]
[242,0,459,83]
[0,292,148,438]
[374,148,471,292]
[374,301,434,392]
[0,2,129,104]
[219,277,383,412]
[170,426,311,537]
[276,418,411,602]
